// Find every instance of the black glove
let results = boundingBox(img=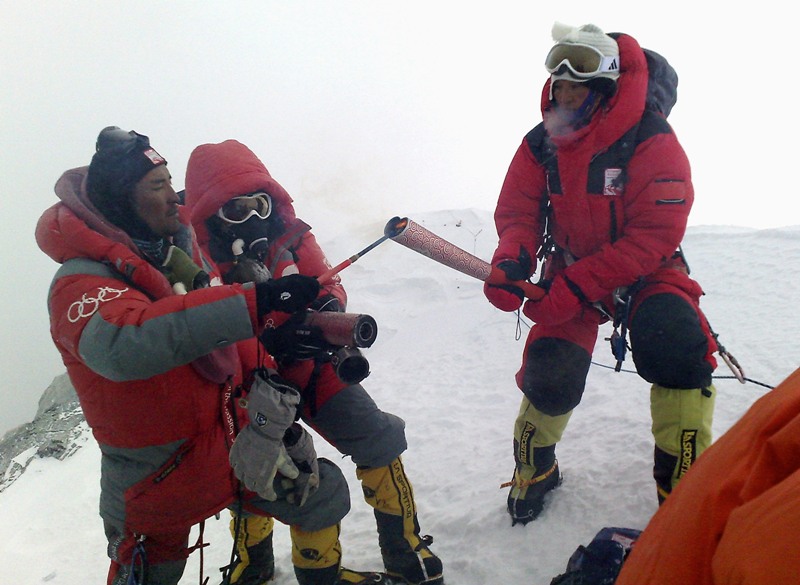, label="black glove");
[255,275,321,316]
[260,311,329,361]
[224,256,272,285]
